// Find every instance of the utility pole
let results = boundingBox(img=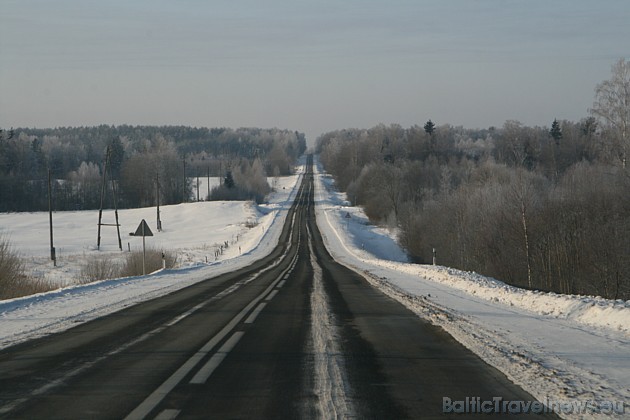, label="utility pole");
[156,172,162,231]
[97,145,110,250]
[112,179,122,251]
[196,175,200,202]
[48,169,56,266]
[207,166,210,199]
[182,159,187,203]
[97,143,122,251]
